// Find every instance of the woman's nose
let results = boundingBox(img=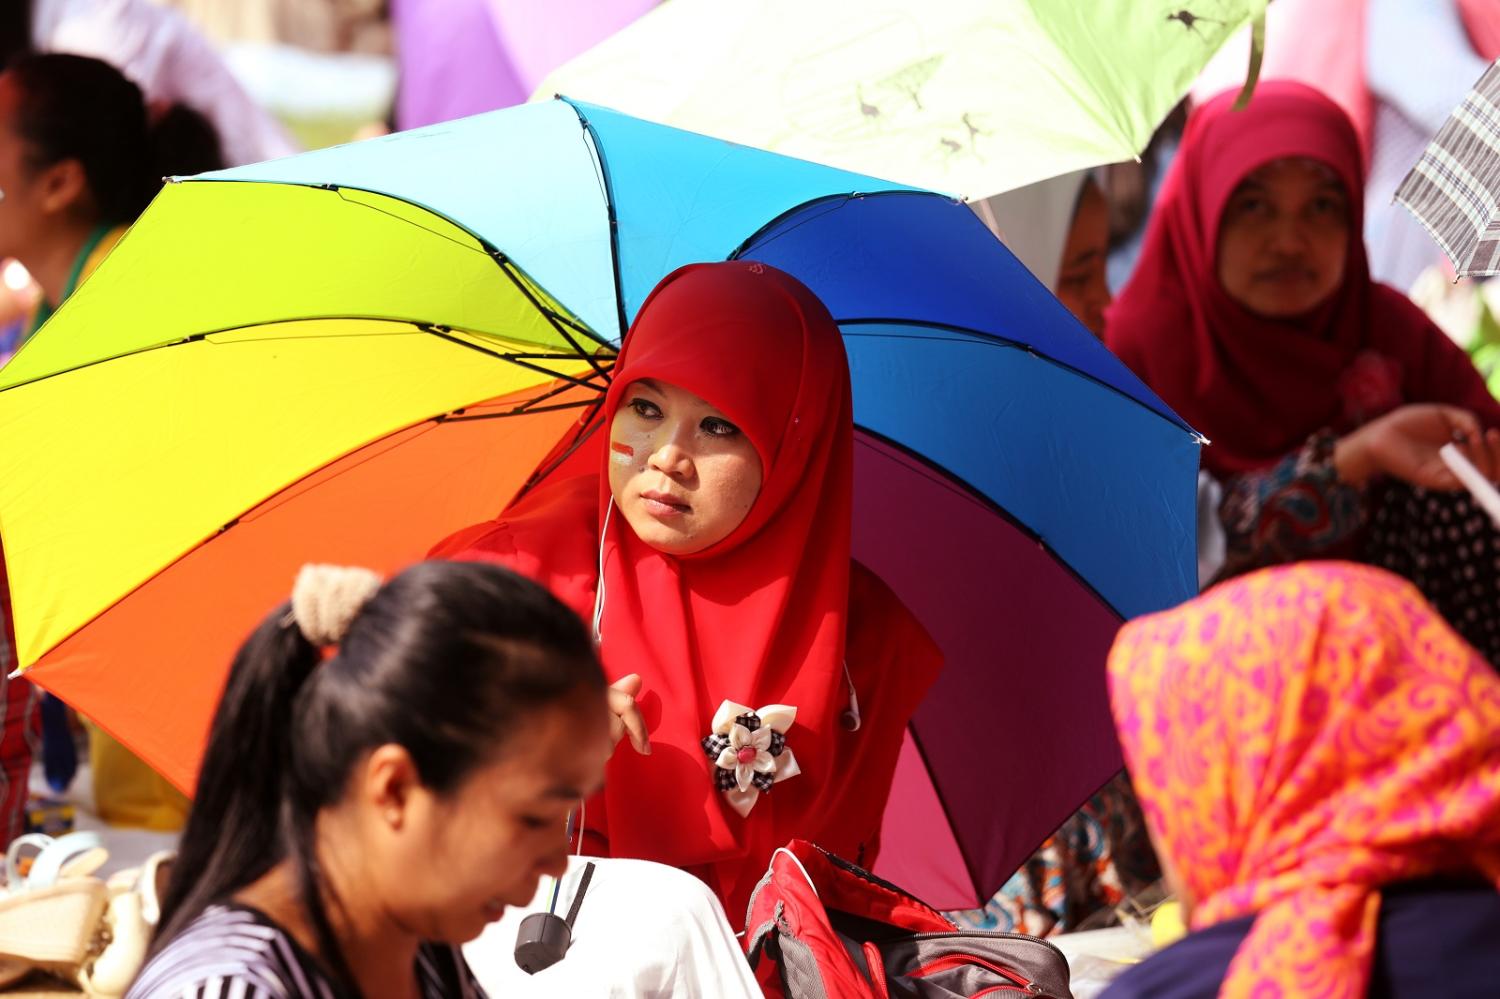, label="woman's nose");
[537,838,570,880]
[647,425,694,476]
[1268,216,1312,255]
